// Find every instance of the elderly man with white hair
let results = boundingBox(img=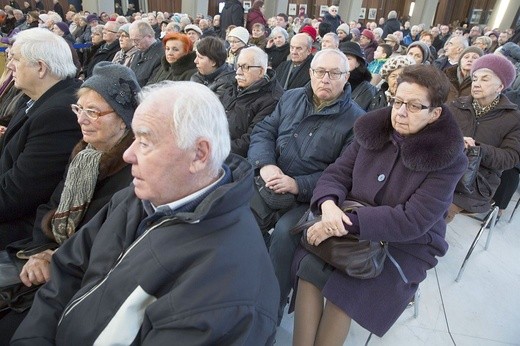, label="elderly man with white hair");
[248,48,366,324]
[0,28,82,247]
[12,81,280,344]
